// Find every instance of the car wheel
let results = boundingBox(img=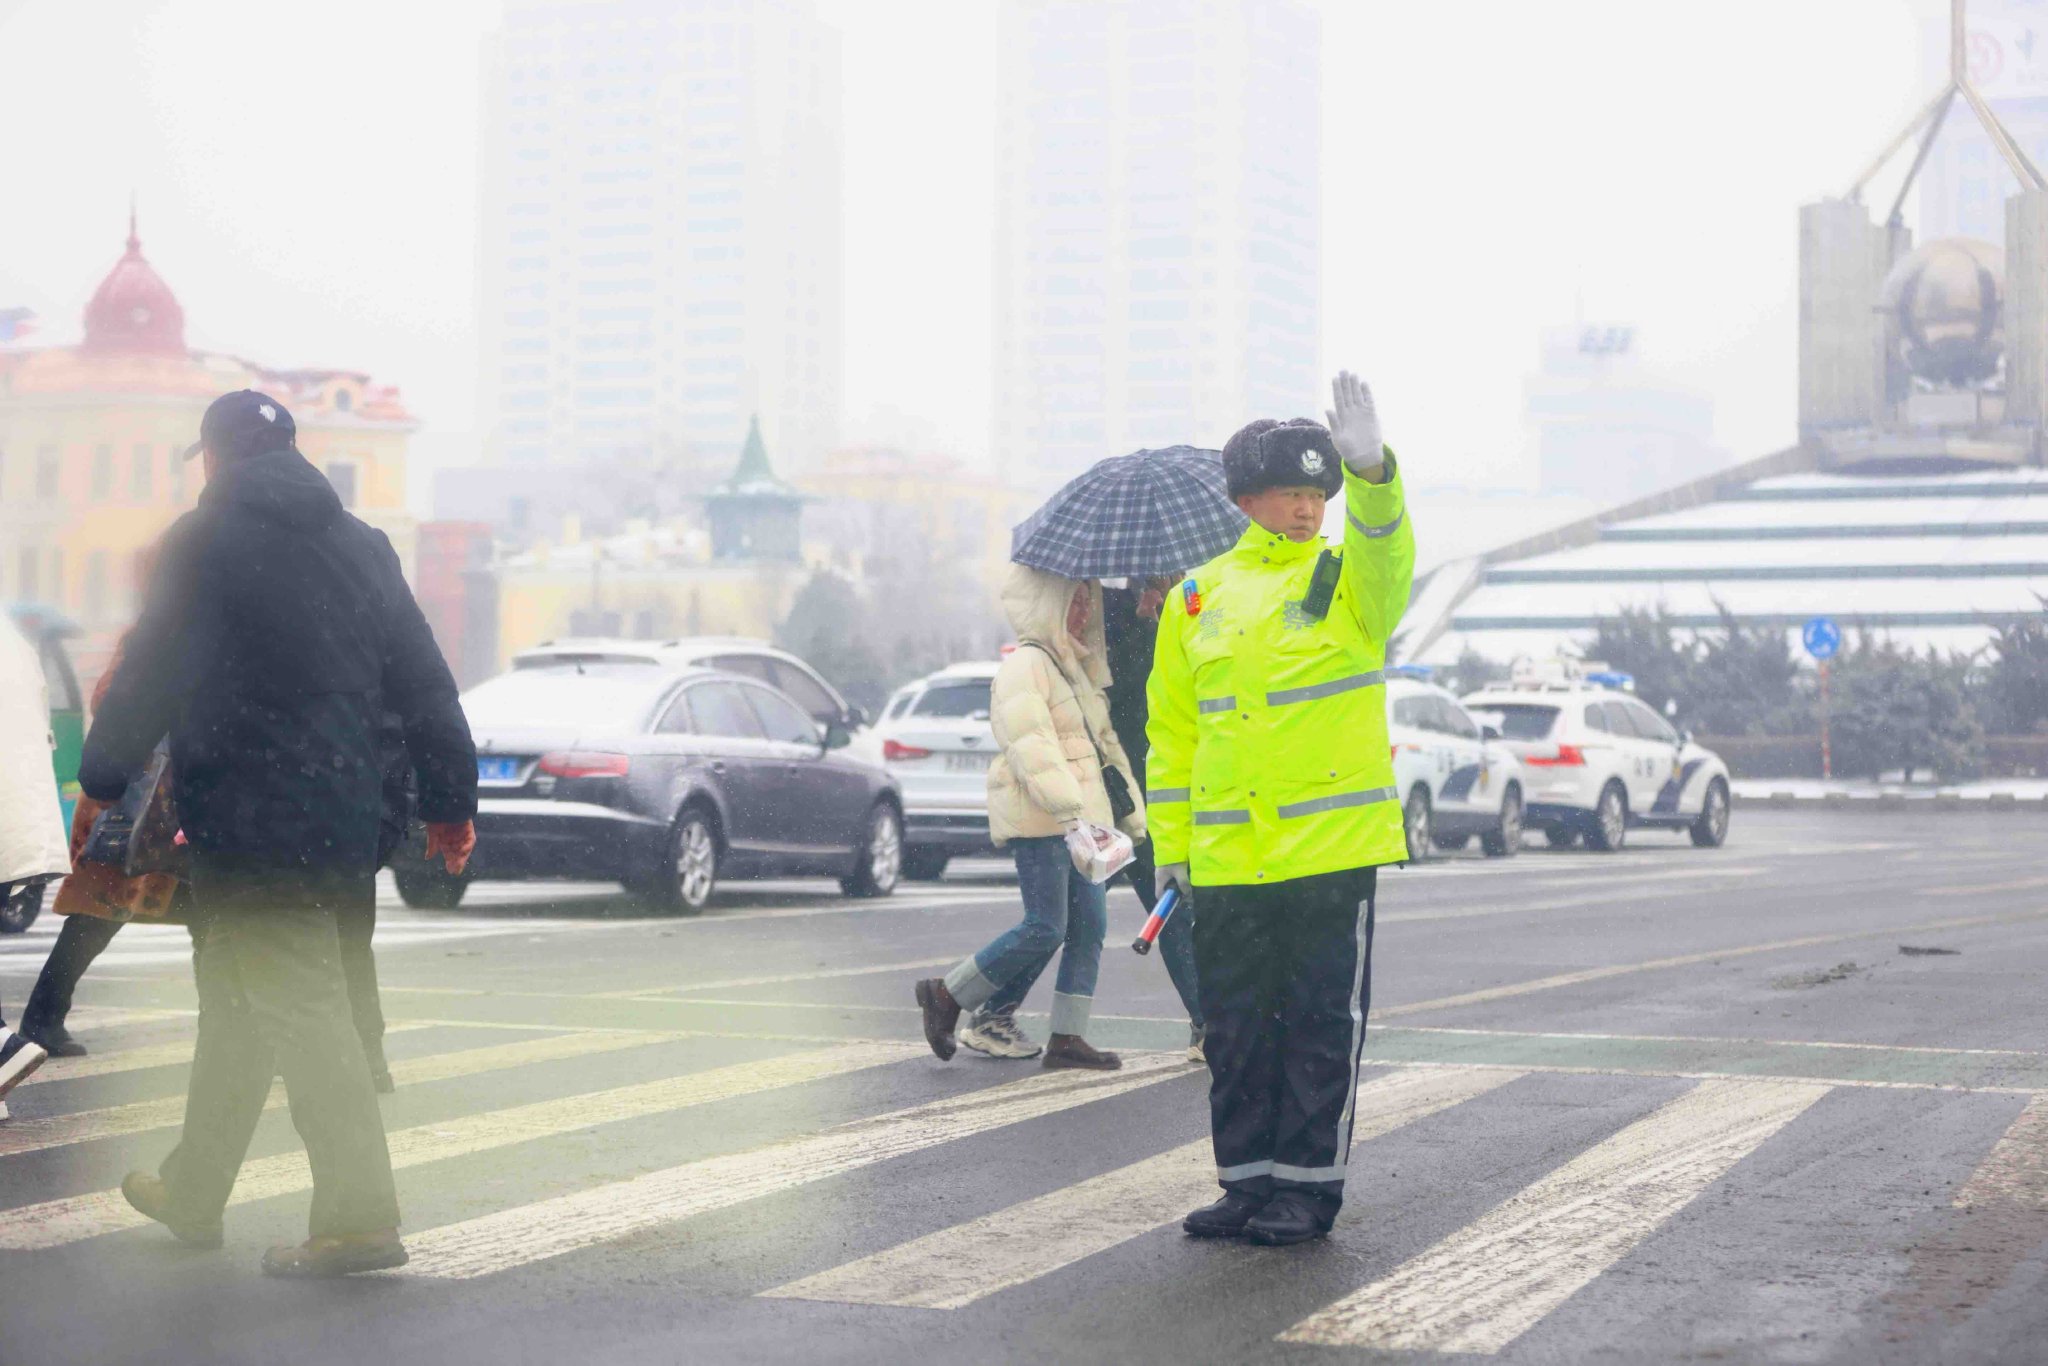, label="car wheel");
[1690,778,1731,848]
[394,862,472,910]
[1403,786,1433,863]
[1585,781,1628,852]
[636,806,720,915]
[1543,826,1579,849]
[1481,786,1524,857]
[0,880,45,934]
[842,802,904,898]
[902,848,950,882]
